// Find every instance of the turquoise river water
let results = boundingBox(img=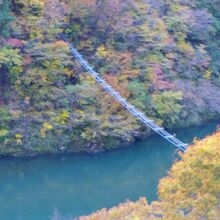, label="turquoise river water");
[0,121,219,220]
